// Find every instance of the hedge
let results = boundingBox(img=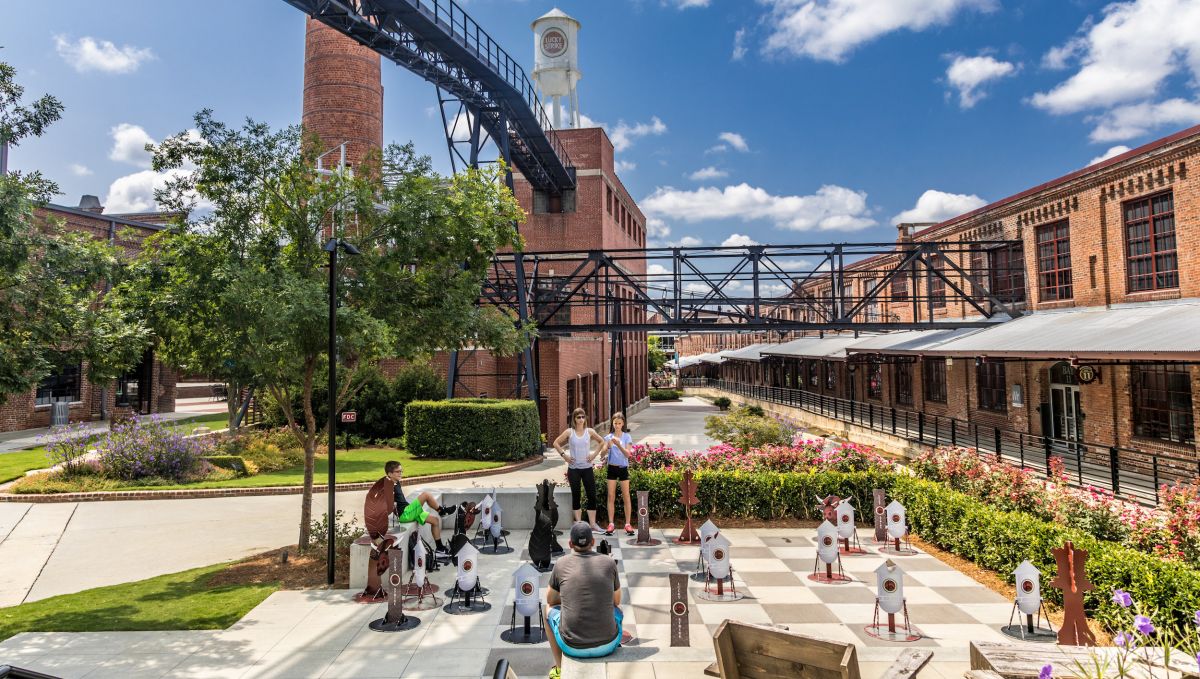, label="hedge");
[606,467,1200,636]
[405,398,541,461]
[649,388,682,401]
